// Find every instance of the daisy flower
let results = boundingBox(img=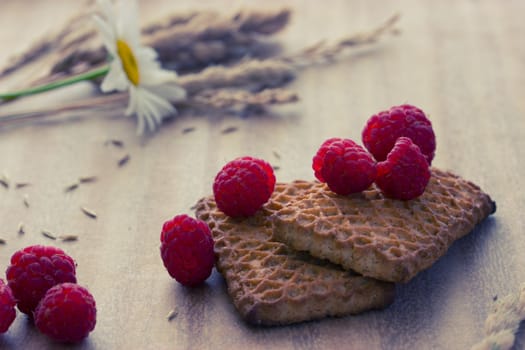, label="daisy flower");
[93,0,186,134]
